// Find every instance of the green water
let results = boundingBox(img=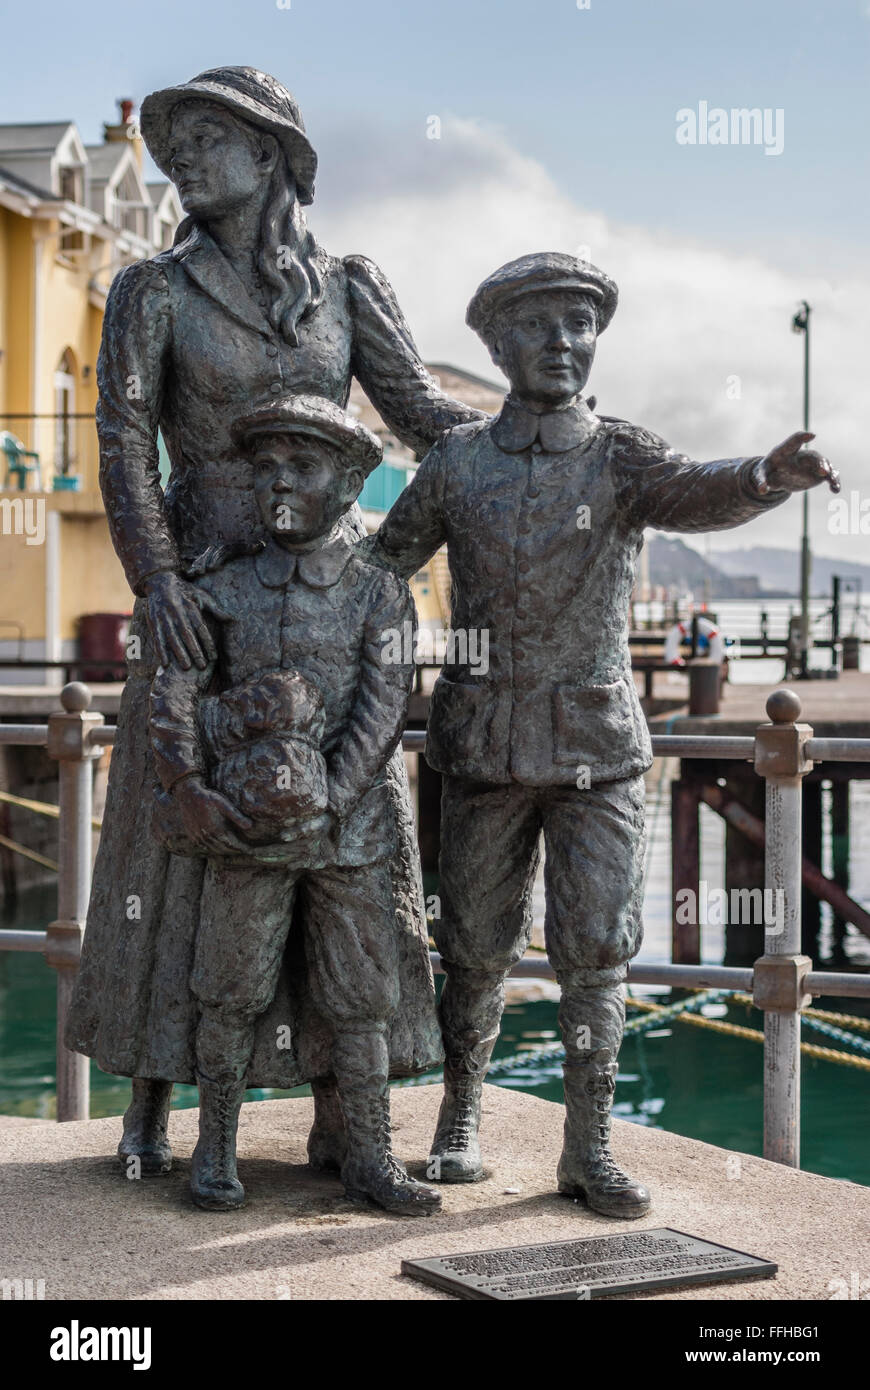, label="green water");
[2,885,868,1186]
